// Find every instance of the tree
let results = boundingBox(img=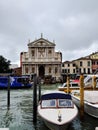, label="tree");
[0,55,11,73]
